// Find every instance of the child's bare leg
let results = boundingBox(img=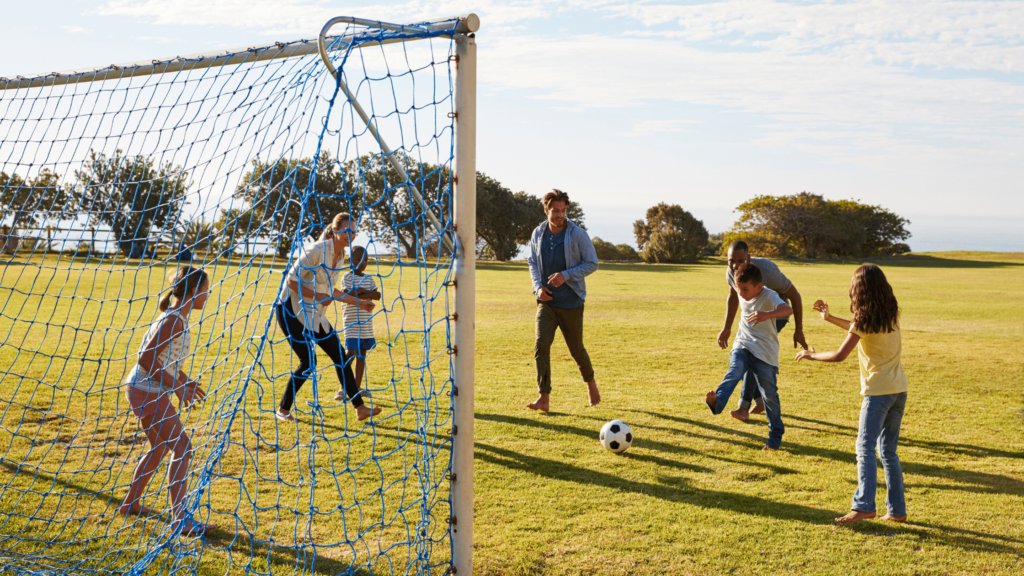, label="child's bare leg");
[527,393,550,412]
[119,414,167,516]
[167,433,193,520]
[835,510,876,523]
